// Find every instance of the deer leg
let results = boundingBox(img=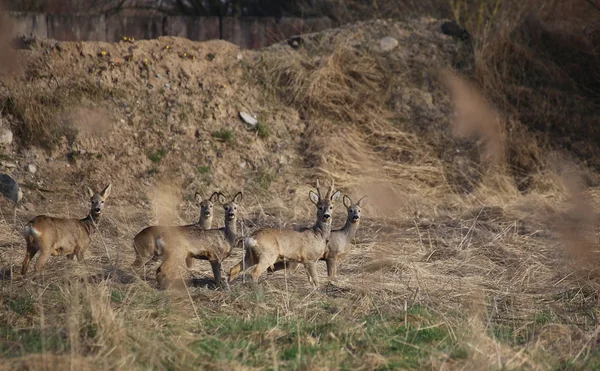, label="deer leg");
[75,249,85,262]
[269,260,299,274]
[325,258,337,279]
[304,261,320,287]
[185,255,194,269]
[66,253,75,260]
[210,260,222,284]
[21,247,37,275]
[250,255,276,283]
[34,250,52,273]
[229,249,257,282]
